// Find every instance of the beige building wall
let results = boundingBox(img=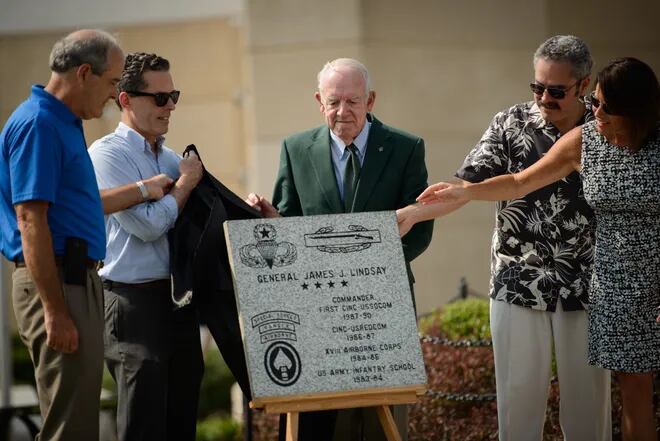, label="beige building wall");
[1,1,659,322]
[244,0,660,314]
[1,19,248,191]
[0,18,249,329]
[243,0,366,195]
